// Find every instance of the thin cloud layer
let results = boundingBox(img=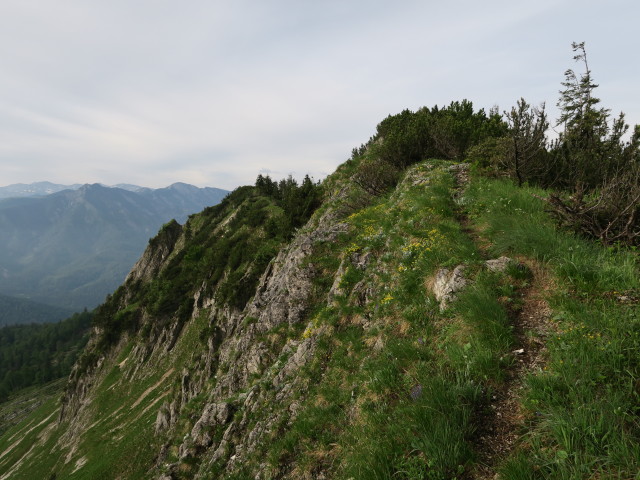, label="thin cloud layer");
[1,0,638,190]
